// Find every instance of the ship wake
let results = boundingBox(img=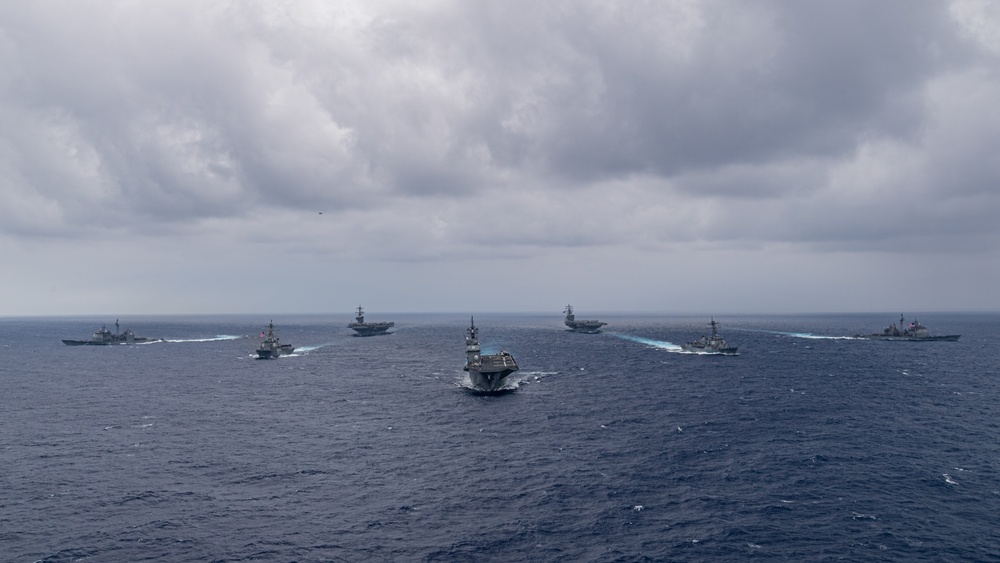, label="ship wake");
[610,333,686,352]
[165,335,244,343]
[730,328,859,340]
[294,343,336,353]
